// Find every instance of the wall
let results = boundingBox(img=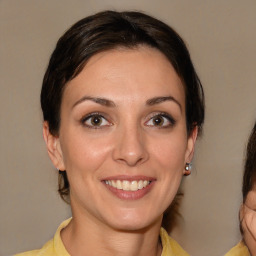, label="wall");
[1,0,256,255]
